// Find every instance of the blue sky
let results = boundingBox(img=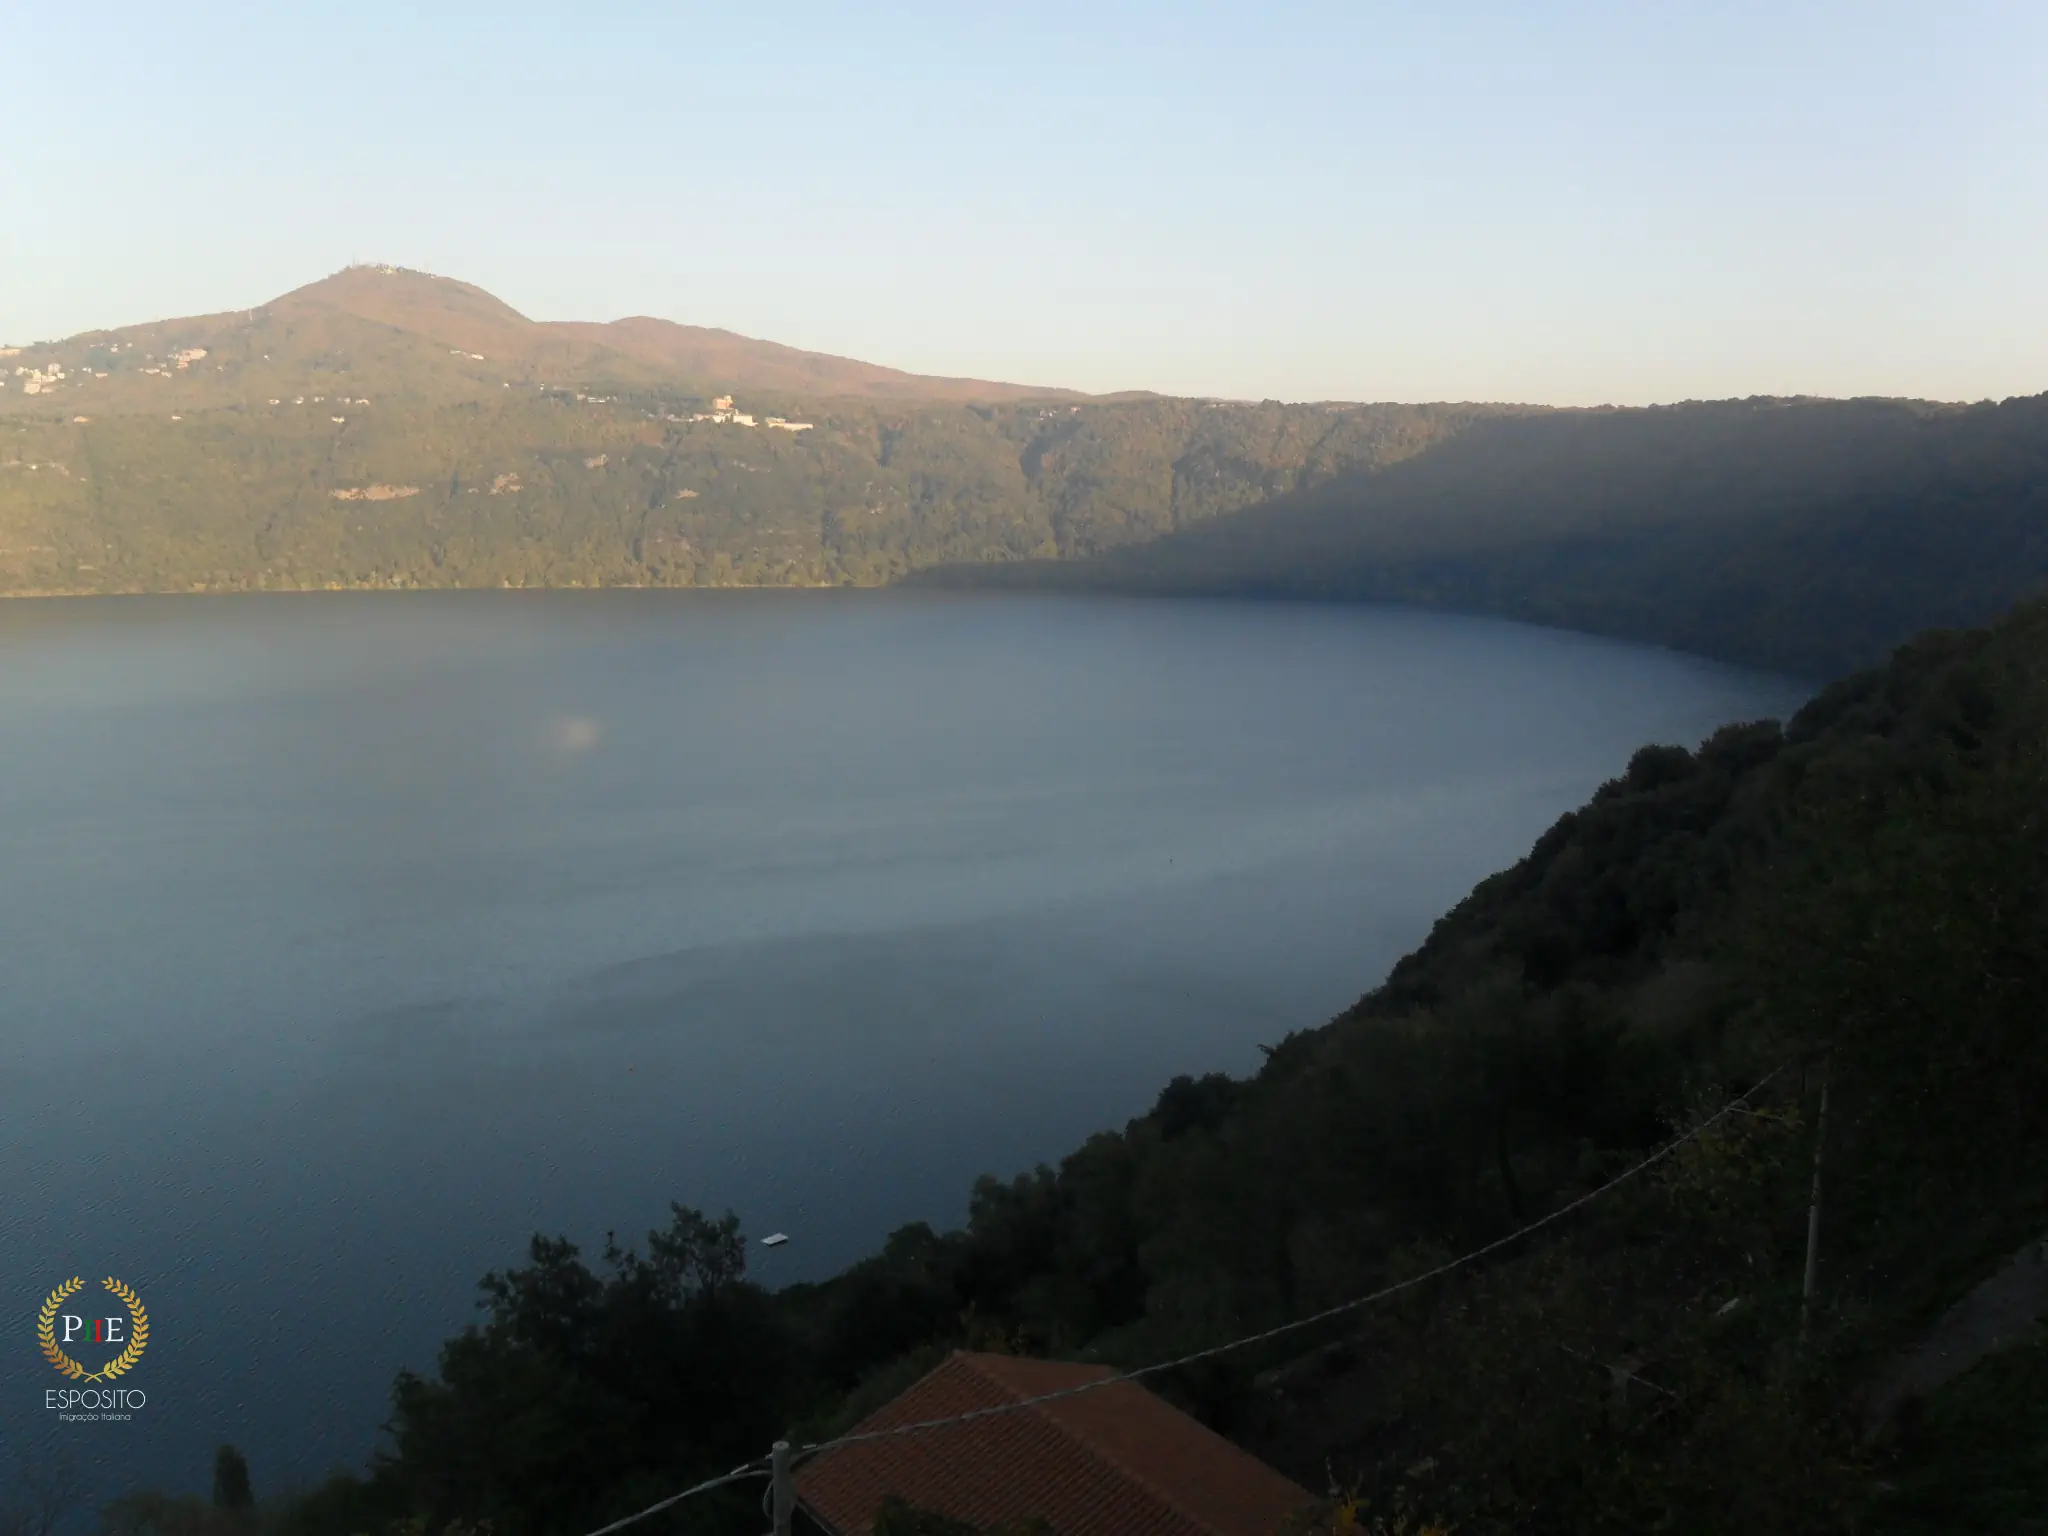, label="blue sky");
[5,0,2043,403]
